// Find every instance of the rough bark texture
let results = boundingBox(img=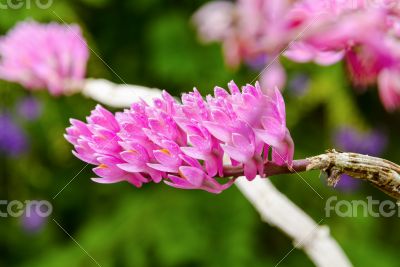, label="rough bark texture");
[224,150,400,200]
[307,150,400,200]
